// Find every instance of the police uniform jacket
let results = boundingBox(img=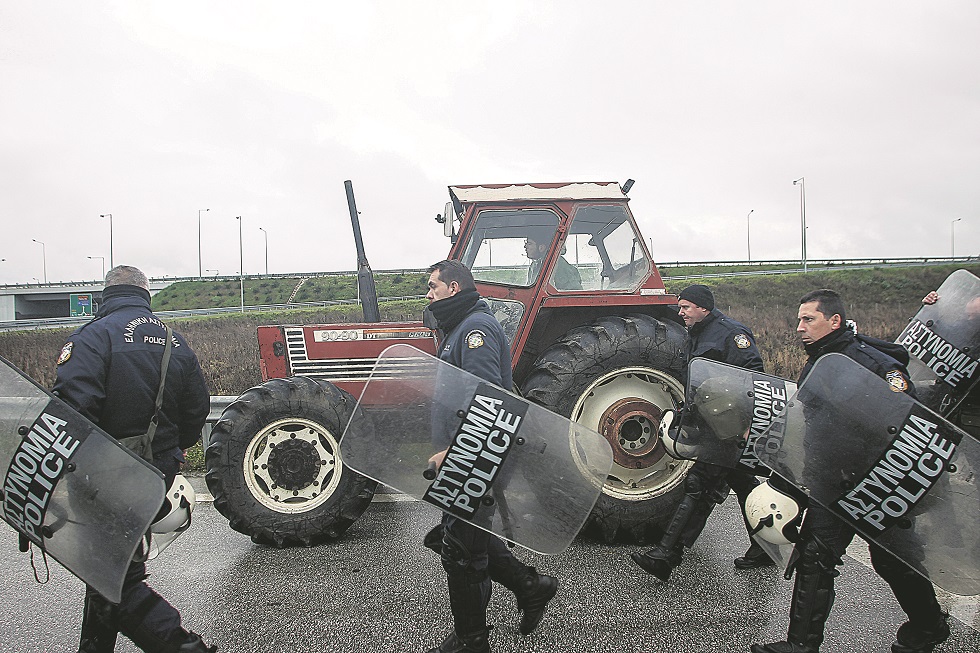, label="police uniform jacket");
[53,285,210,454]
[686,309,764,373]
[433,299,512,450]
[438,300,512,389]
[799,326,913,394]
